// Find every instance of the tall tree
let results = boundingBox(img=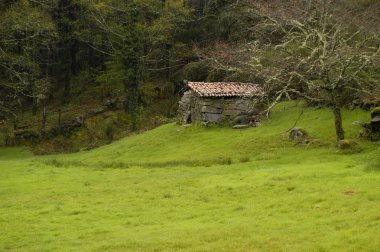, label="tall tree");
[53,0,80,102]
[81,0,191,129]
[196,0,380,143]
[0,1,57,119]
[256,1,380,142]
